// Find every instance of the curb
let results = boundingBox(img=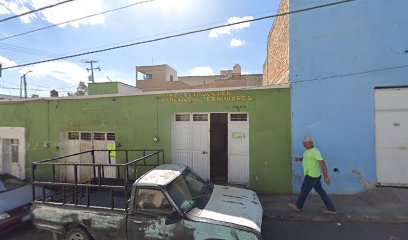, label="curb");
[263,213,408,224]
